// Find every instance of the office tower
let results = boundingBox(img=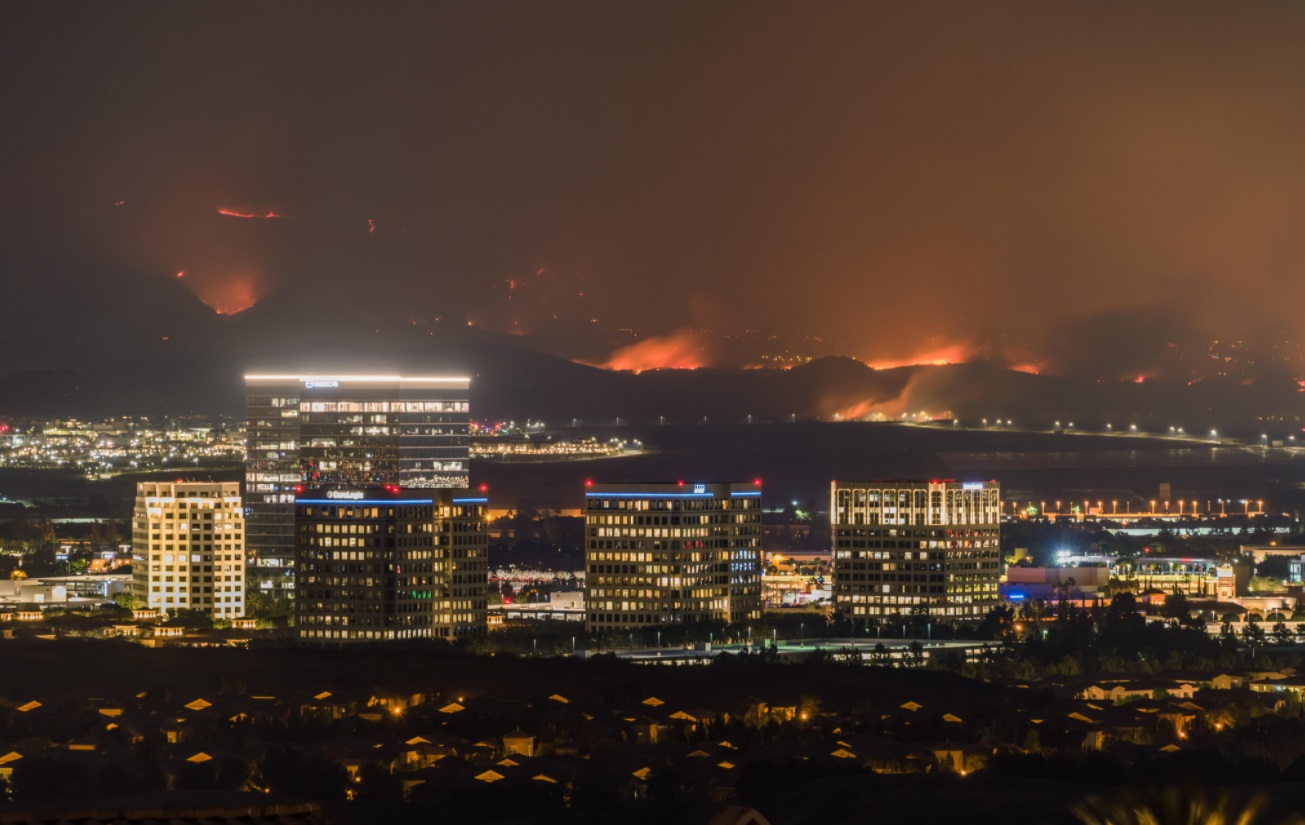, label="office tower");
[436,491,491,638]
[830,480,1001,623]
[130,481,245,619]
[583,481,762,633]
[243,374,470,588]
[293,486,488,644]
